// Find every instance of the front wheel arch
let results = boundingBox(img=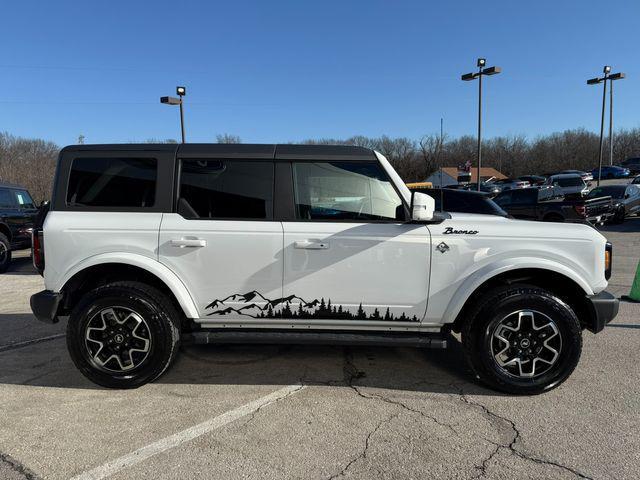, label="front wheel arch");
[450,268,594,333]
